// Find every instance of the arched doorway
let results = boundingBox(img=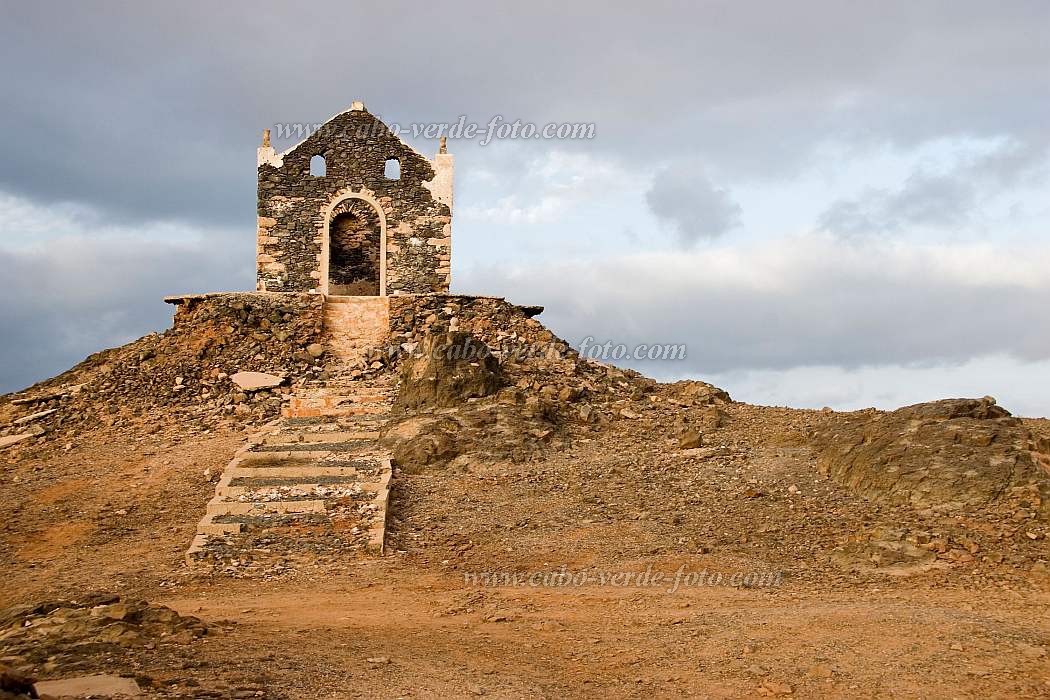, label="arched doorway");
[327,198,382,295]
